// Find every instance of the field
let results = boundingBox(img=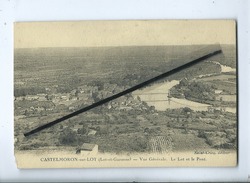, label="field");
[14,45,235,94]
[149,136,173,153]
[196,74,236,81]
